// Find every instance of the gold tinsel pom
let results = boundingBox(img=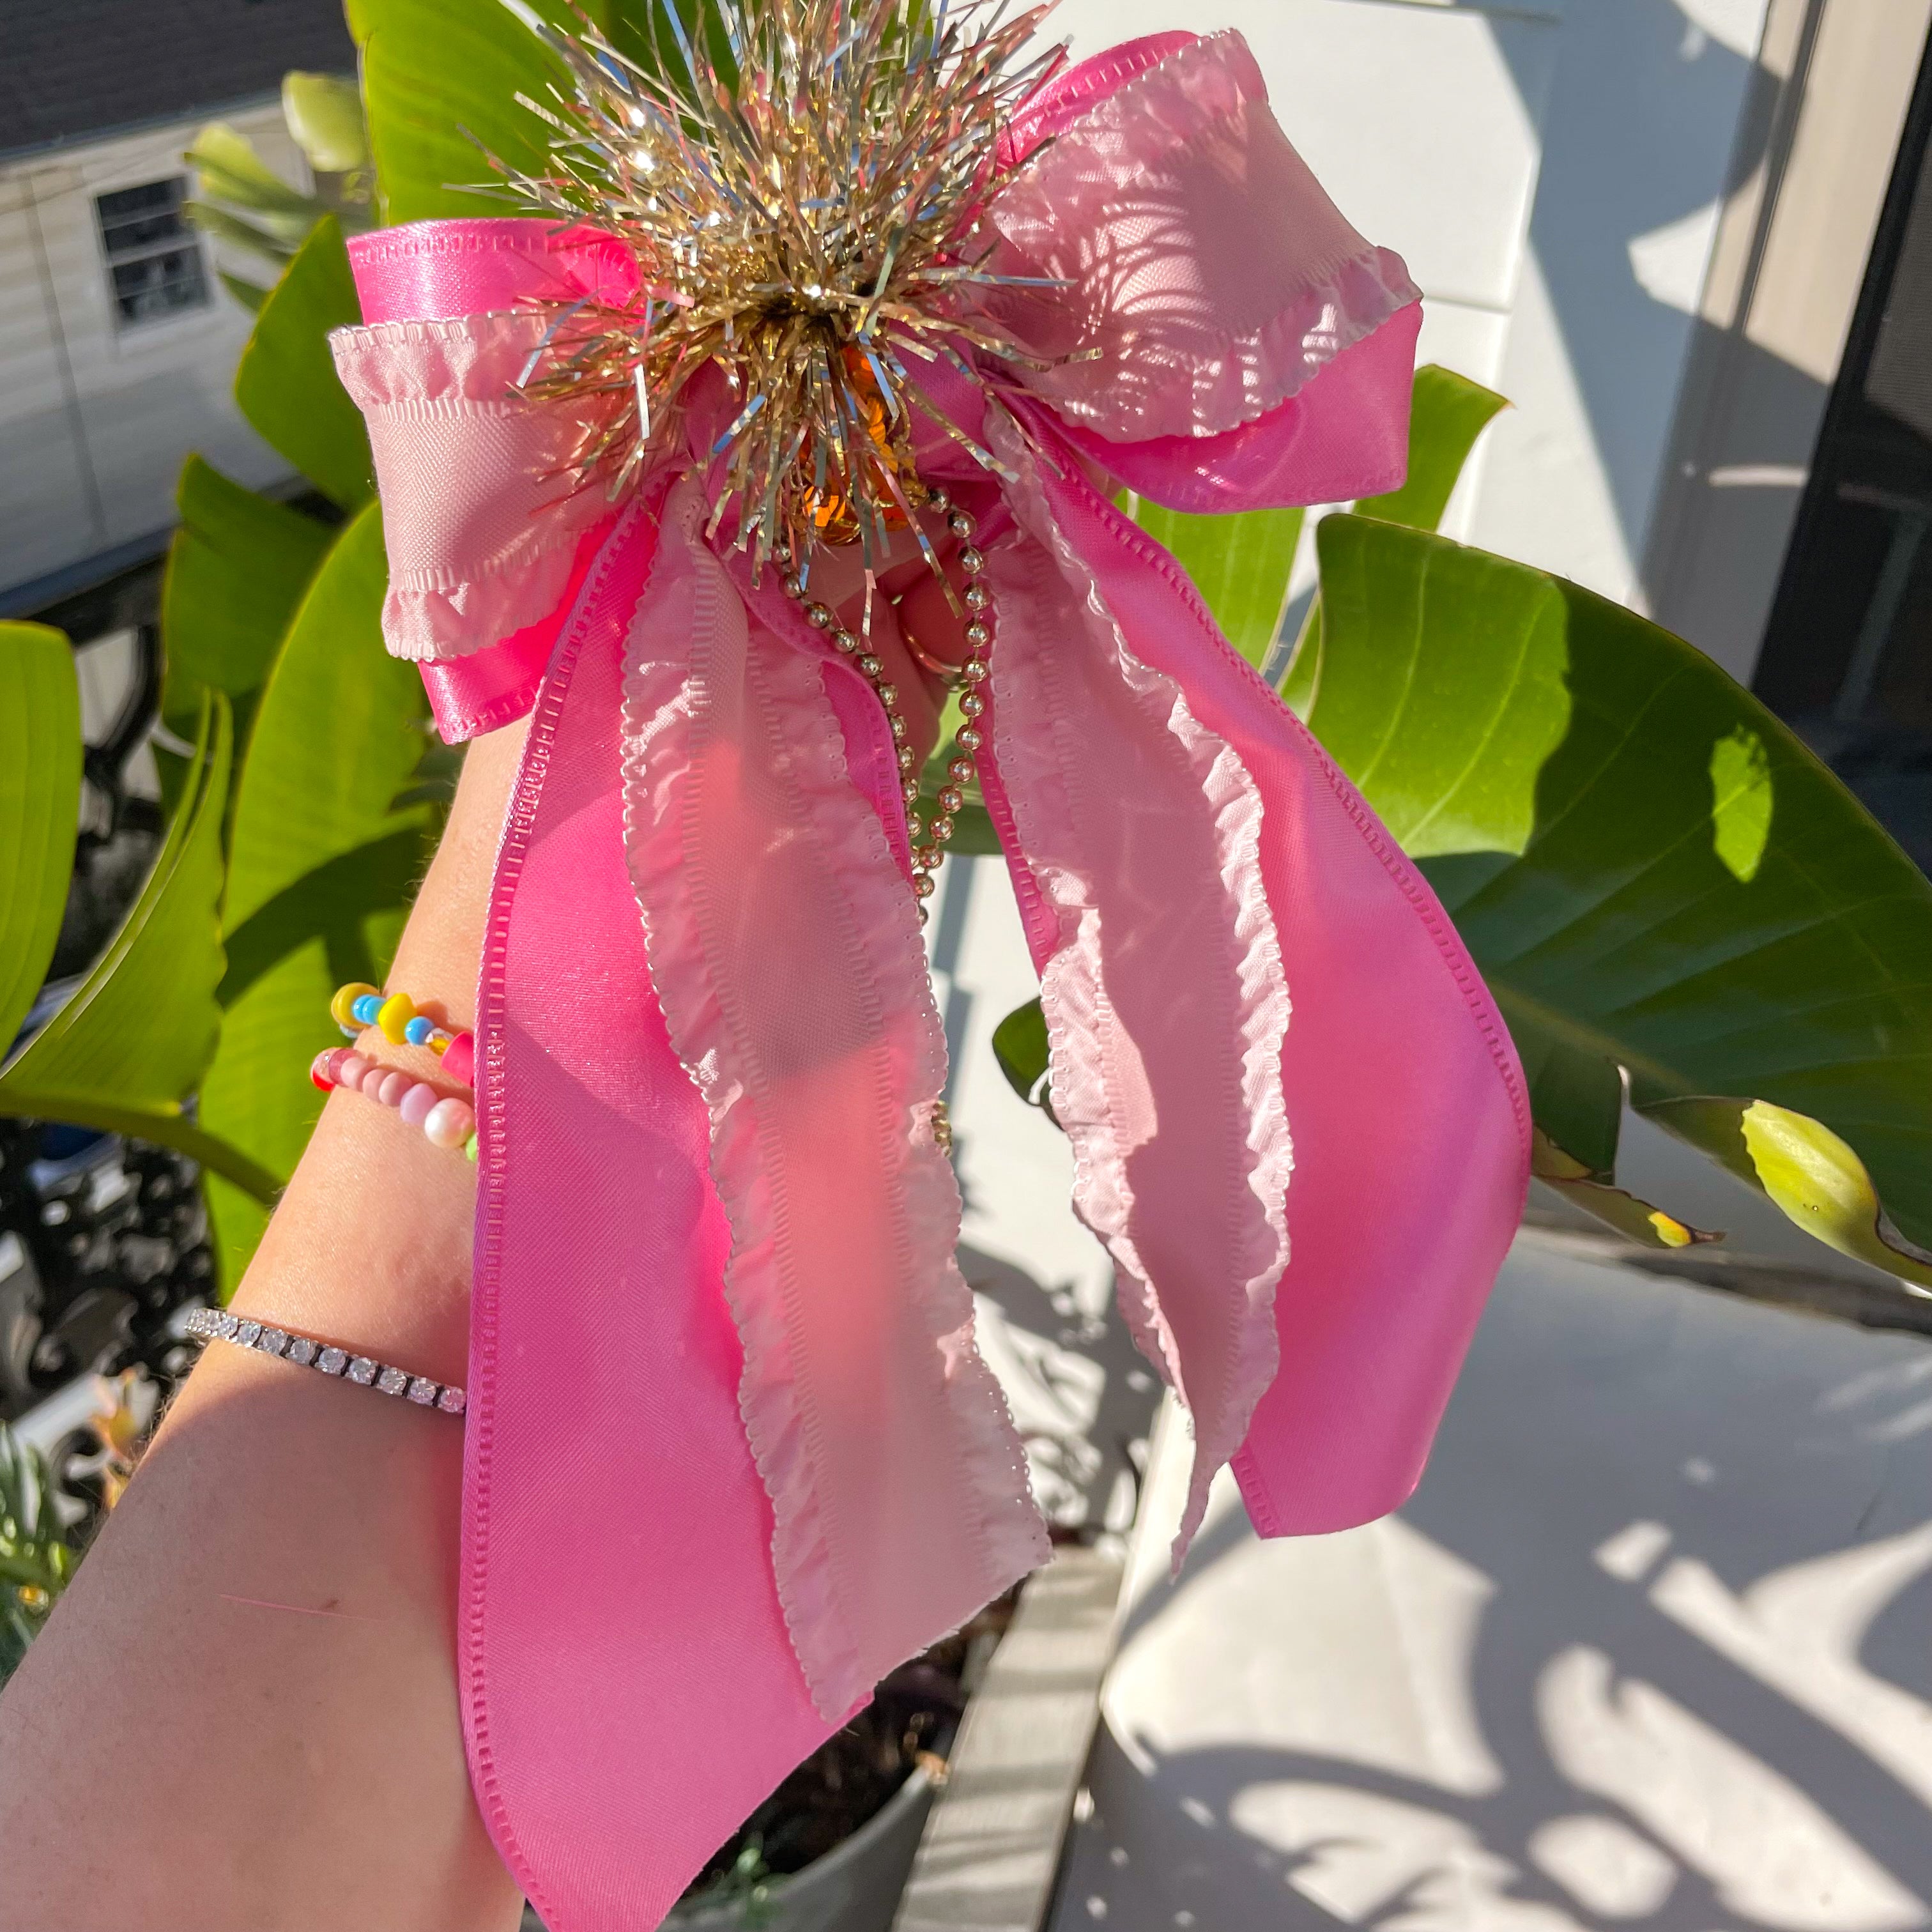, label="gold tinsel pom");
[493,0,1065,586]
